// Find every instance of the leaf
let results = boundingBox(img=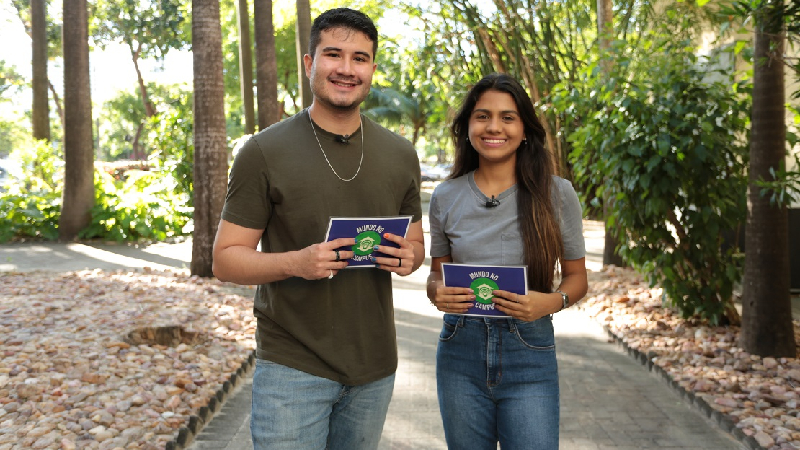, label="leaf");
[734,40,748,55]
